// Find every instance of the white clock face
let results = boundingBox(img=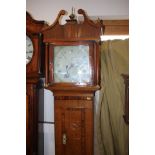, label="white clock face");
[26,35,34,64]
[54,45,91,84]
